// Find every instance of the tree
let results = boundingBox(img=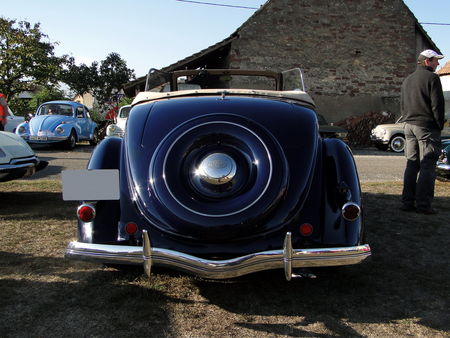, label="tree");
[93,52,135,104]
[0,18,65,99]
[60,57,99,97]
